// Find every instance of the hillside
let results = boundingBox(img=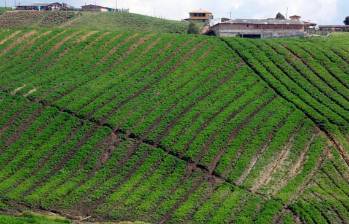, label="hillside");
[0,30,348,223]
[0,11,189,33]
[0,7,11,15]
